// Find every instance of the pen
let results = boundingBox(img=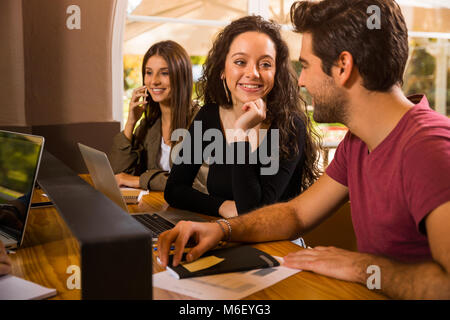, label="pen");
[153,245,175,251]
[153,247,191,255]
